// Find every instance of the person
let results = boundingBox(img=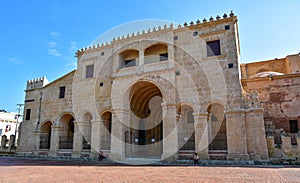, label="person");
[193,152,200,165]
[99,151,106,161]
